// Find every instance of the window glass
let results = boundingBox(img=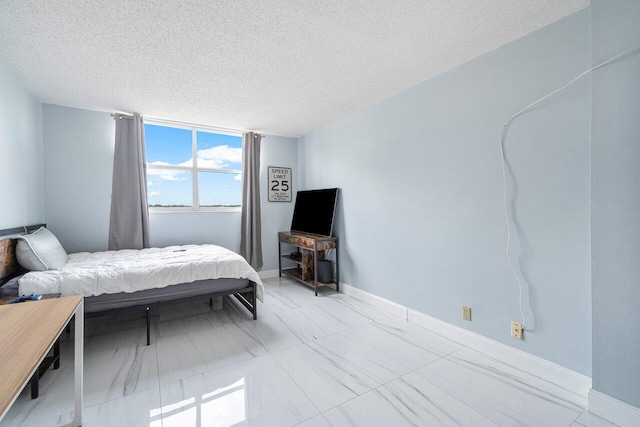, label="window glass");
[145,124,193,166]
[196,131,242,171]
[147,169,192,207]
[199,171,242,207]
[143,122,242,211]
